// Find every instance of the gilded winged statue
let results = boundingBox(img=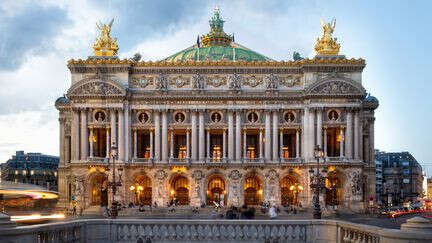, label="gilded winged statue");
[93,18,119,56]
[315,17,340,55]
[320,18,336,40]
